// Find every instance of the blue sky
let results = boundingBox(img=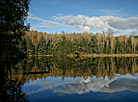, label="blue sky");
[27,0,138,36]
